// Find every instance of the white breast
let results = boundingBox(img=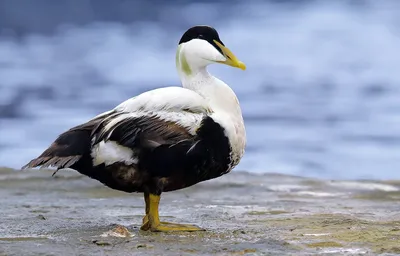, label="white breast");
[196,77,246,169]
[211,109,246,169]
